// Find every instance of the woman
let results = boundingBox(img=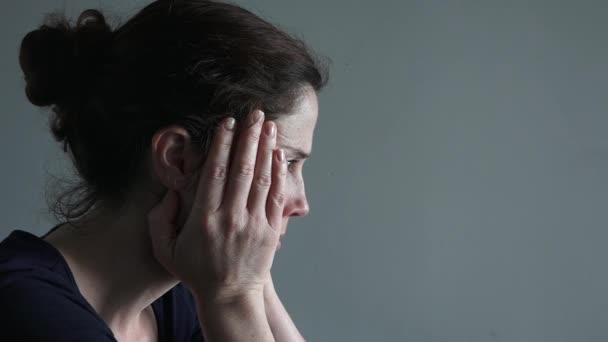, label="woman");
[0,0,329,341]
